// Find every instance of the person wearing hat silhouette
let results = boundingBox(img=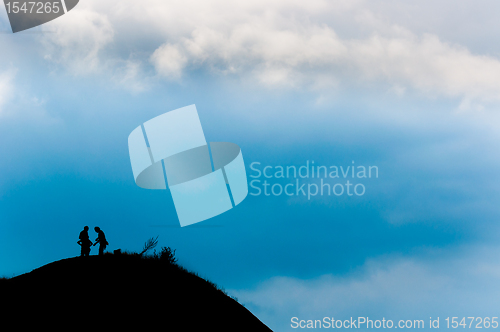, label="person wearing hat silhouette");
[93,227,108,256]
[77,226,93,257]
